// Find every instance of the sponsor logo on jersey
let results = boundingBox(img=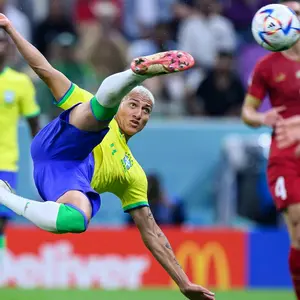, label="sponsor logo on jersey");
[3,90,15,103]
[296,71,300,79]
[121,153,133,171]
[274,73,286,83]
